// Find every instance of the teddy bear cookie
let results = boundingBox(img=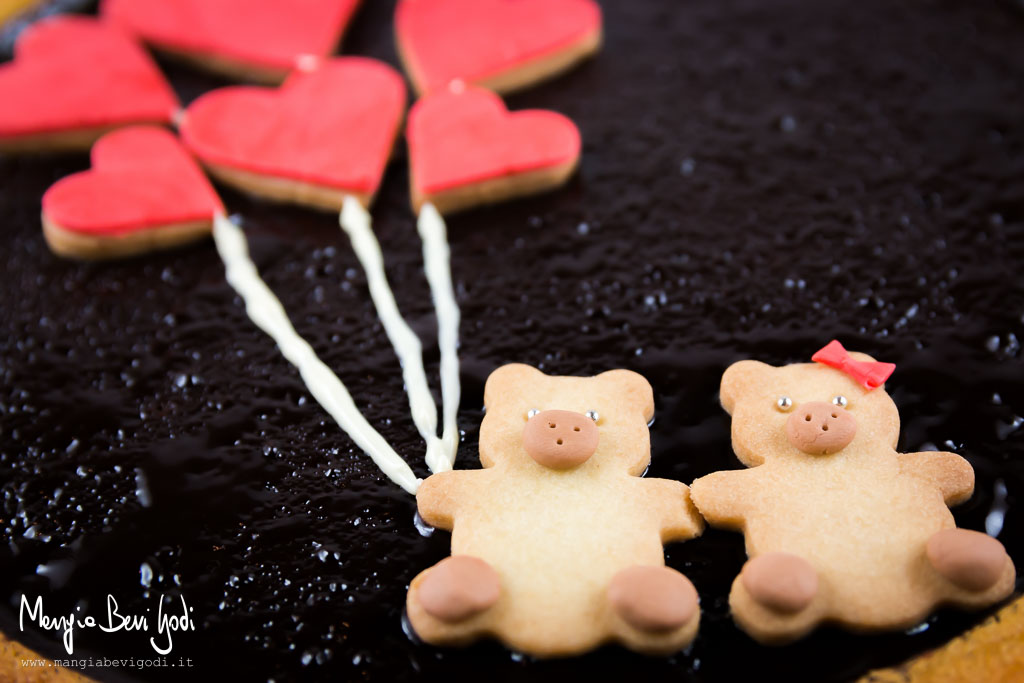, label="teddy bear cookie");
[407,364,705,656]
[689,340,1016,644]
